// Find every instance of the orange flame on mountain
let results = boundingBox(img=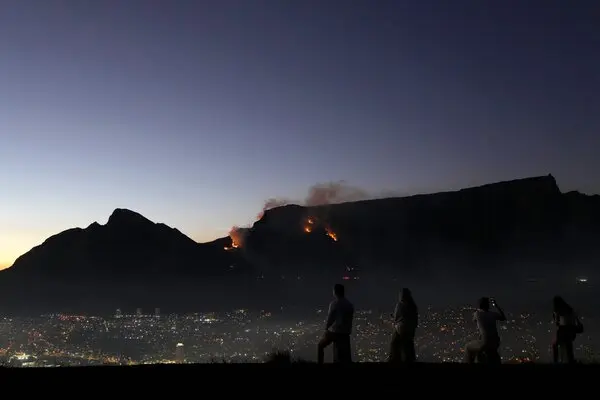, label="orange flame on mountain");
[325,227,338,241]
[303,216,315,233]
[226,226,244,250]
